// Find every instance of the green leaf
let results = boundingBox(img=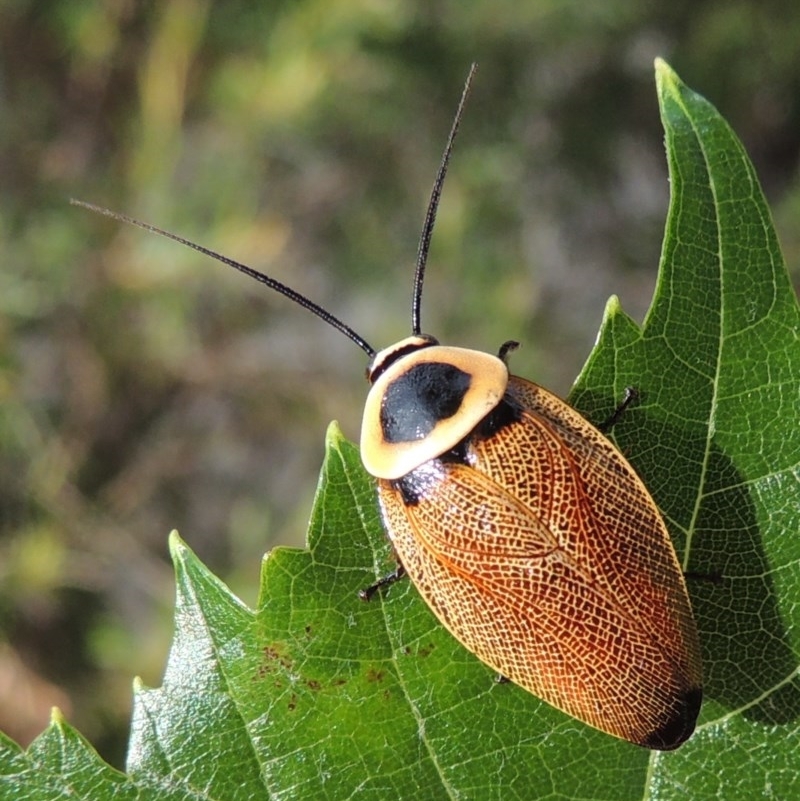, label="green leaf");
[571,58,800,794]
[1,60,798,800]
